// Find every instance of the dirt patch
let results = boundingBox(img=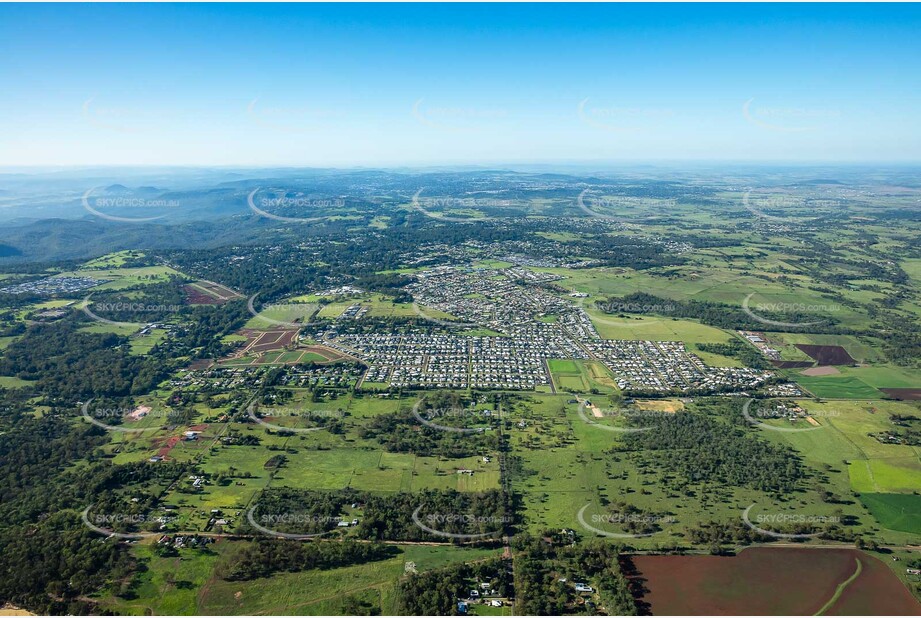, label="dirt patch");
[237,328,298,354]
[881,388,921,401]
[156,436,181,459]
[637,399,684,413]
[183,280,243,305]
[183,285,222,305]
[127,405,151,421]
[629,547,920,615]
[219,341,355,367]
[801,365,841,377]
[795,344,856,366]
